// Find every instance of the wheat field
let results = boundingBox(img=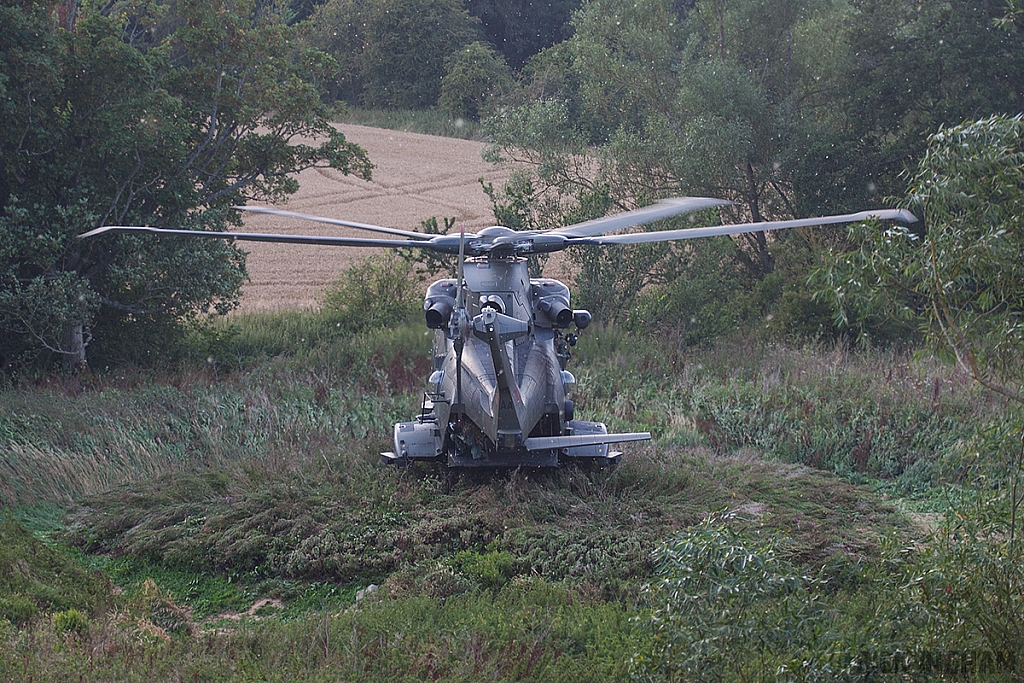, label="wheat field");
[237,123,512,311]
